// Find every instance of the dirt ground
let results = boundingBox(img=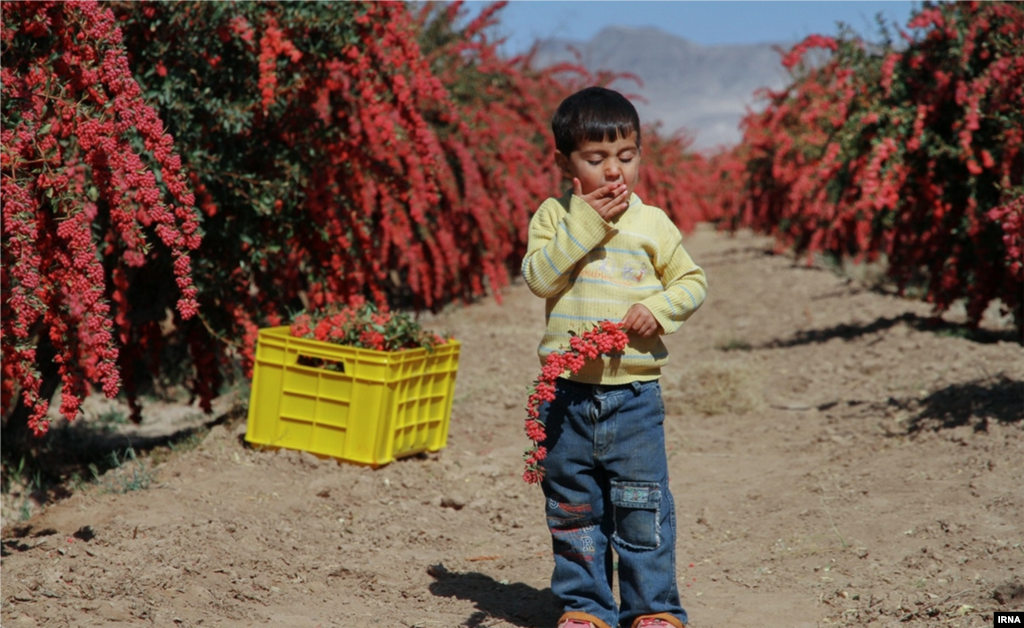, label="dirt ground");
[2,226,1023,628]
